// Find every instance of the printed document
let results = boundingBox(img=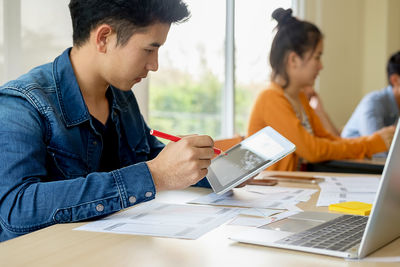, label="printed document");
[75,202,238,239]
[317,176,379,206]
[189,186,316,210]
[229,210,299,227]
